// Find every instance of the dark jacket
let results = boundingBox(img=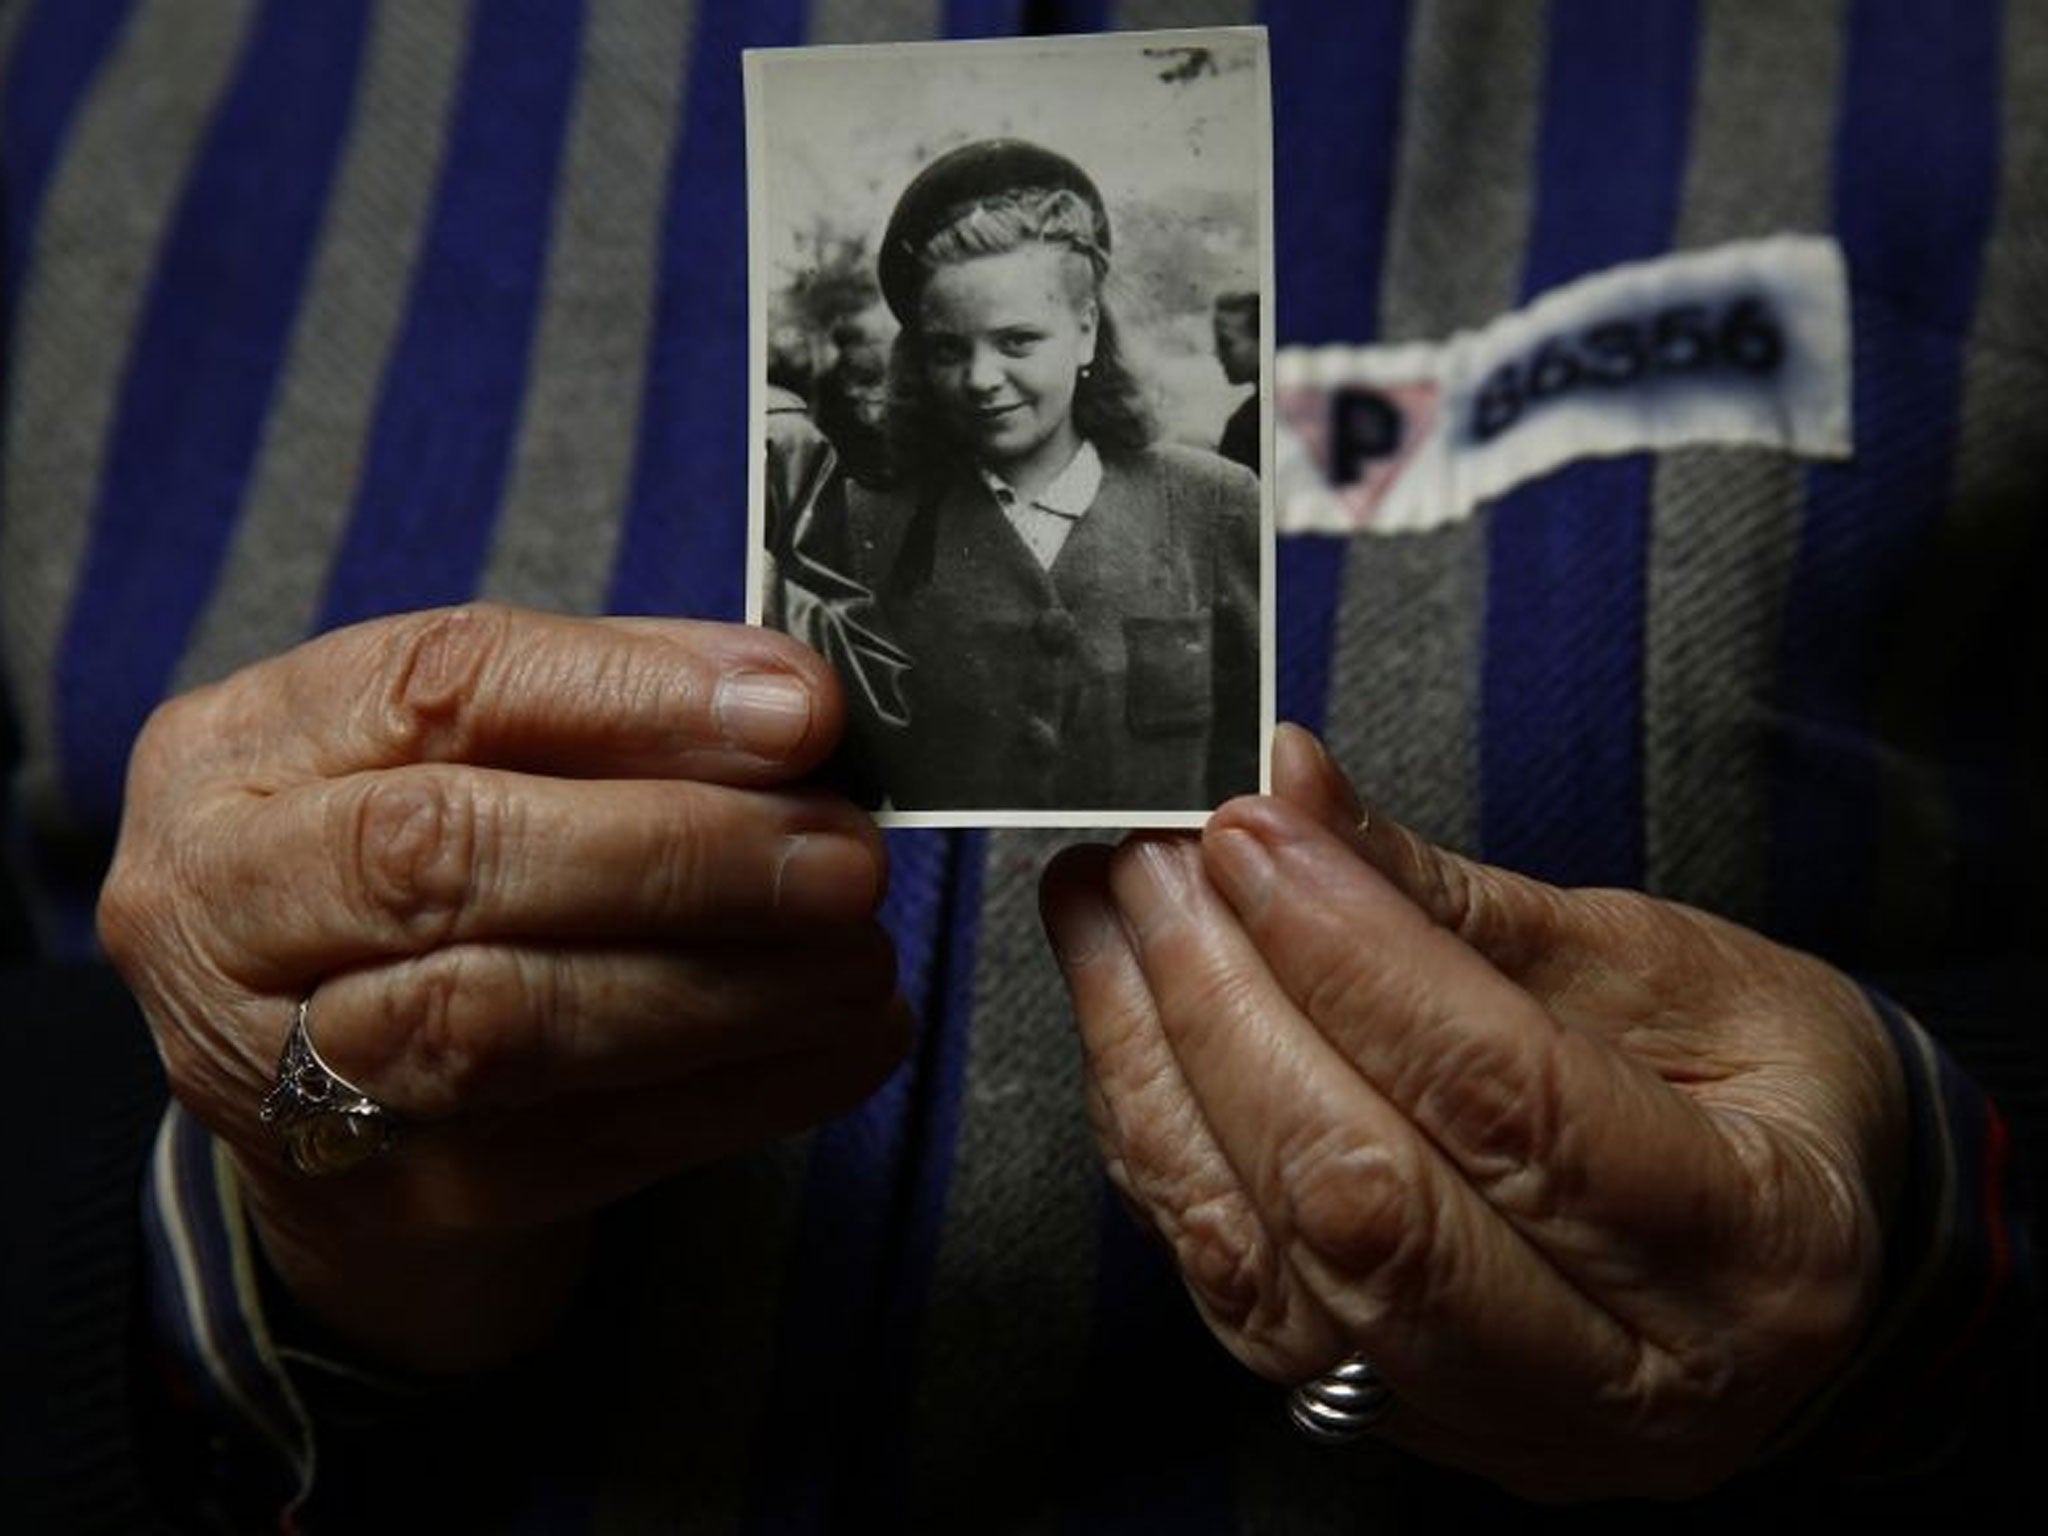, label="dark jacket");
[1219,391,1261,475]
[841,444,1260,812]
